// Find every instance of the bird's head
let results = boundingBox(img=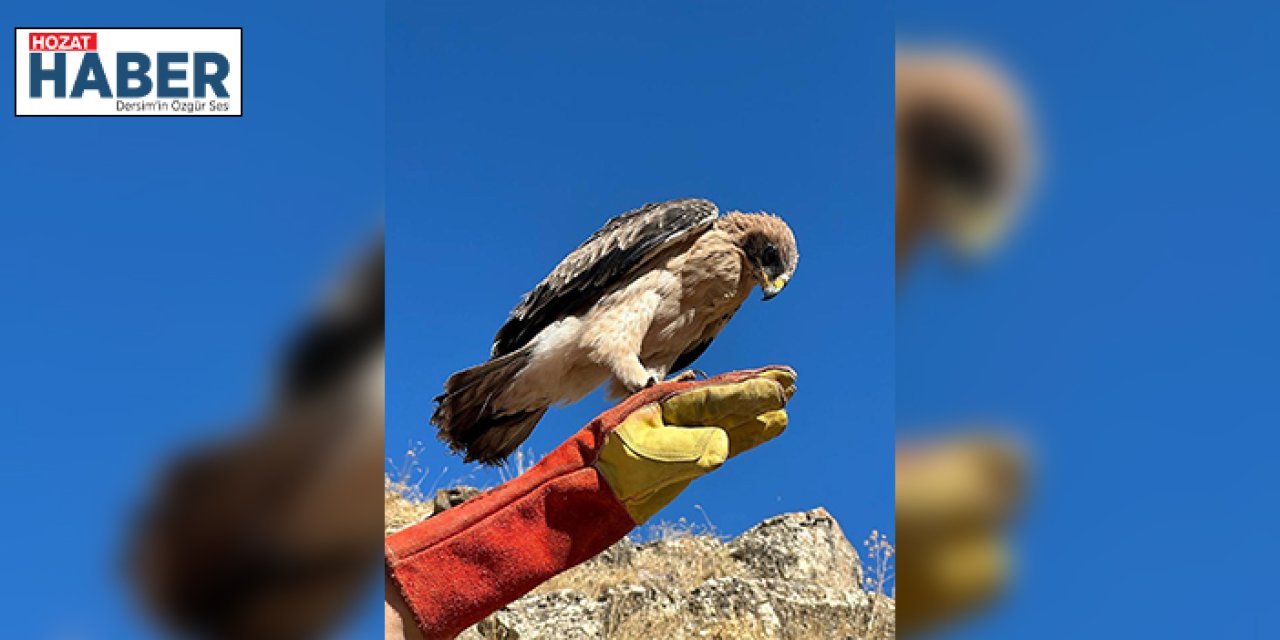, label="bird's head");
[729,213,799,301]
[897,50,1032,263]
